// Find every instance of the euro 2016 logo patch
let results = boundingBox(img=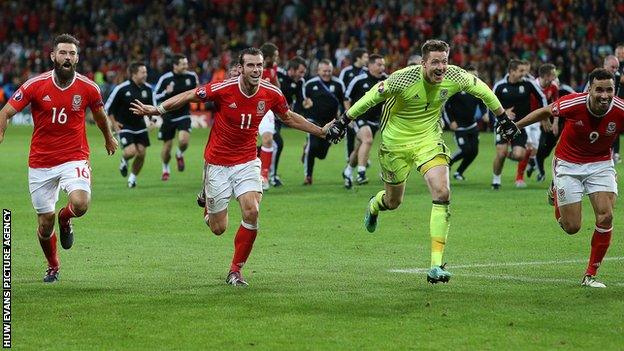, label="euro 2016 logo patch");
[257,101,265,116]
[606,122,616,135]
[72,94,82,111]
[377,82,385,94]
[196,87,206,99]
[13,90,23,101]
